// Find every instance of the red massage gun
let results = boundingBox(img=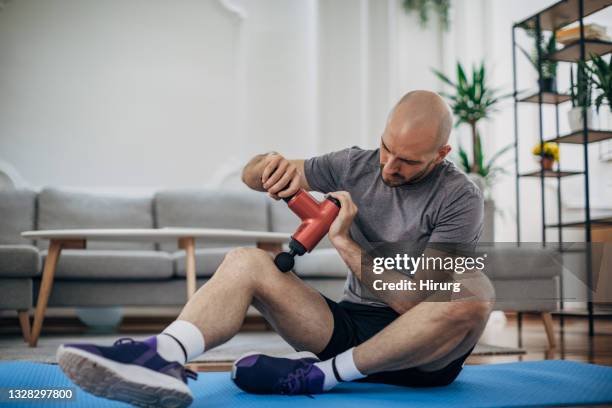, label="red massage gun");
[274,189,341,272]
